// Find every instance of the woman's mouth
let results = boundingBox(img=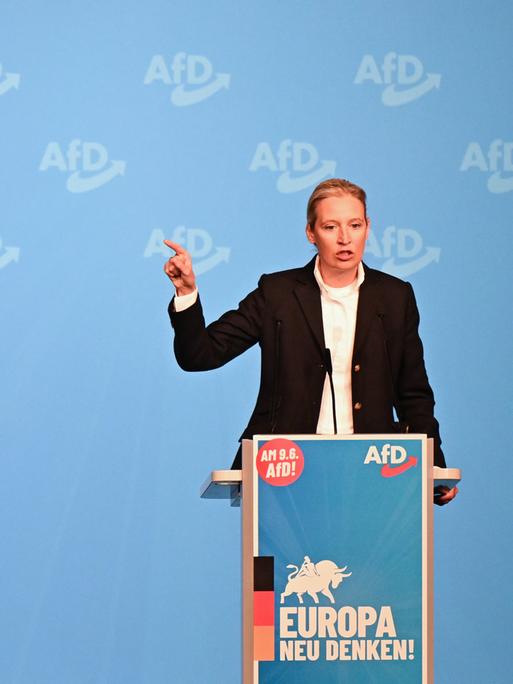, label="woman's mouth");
[336,250,354,261]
